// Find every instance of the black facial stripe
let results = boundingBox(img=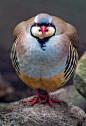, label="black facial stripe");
[30,23,56,51]
[38,23,49,27]
[37,37,50,50]
[30,23,56,37]
[31,23,36,27]
[30,23,56,29]
[50,23,56,29]
[30,33,50,51]
[36,23,56,28]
